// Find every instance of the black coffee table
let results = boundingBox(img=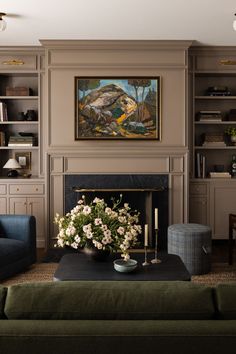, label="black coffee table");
[53,252,191,281]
